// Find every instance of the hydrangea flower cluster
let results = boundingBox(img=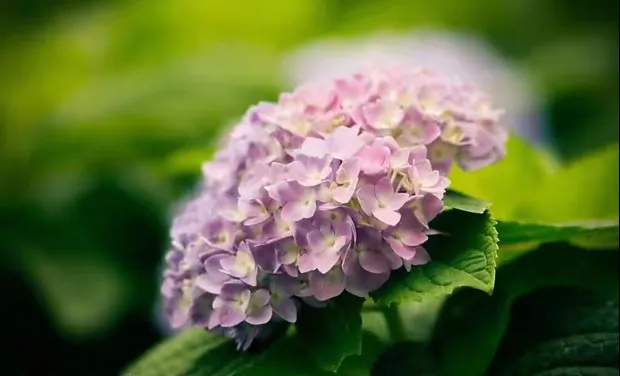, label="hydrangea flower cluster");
[161,66,507,350]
